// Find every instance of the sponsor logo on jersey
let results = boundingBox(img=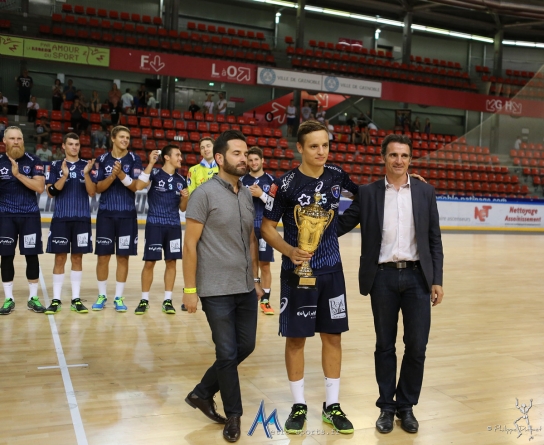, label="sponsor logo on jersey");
[52,237,69,246]
[170,239,181,253]
[96,237,112,245]
[329,294,346,319]
[24,233,36,248]
[118,235,131,249]
[269,183,278,197]
[77,233,88,247]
